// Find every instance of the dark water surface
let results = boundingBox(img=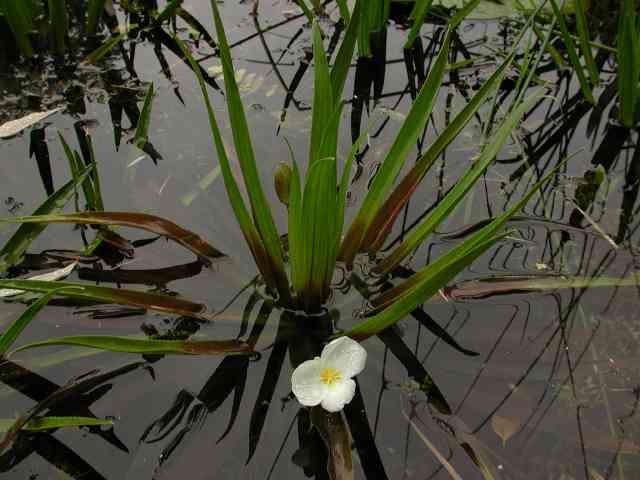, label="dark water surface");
[0,1,639,479]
